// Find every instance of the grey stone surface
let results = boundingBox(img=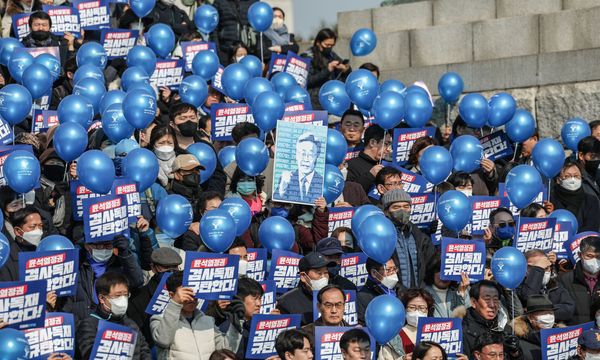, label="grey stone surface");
[497,0,562,17]
[410,23,473,67]
[373,1,432,34]
[538,48,600,85]
[540,7,600,53]
[563,0,600,9]
[349,31,410,71]
[380,64,449,95]
[473,15,539,61]
[333,37,351,61]
[433,0,495,26]
[337,9,373,39]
